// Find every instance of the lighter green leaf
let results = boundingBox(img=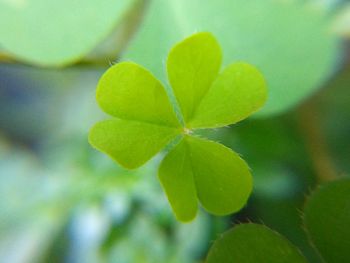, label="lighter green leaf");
[206,224,308,263]
[124,0,338,116]
[158,139,198,222]
[166,32,222,122]
[0,0,136,66]
[188,62,267,128]
[186,136,252,215]
[304,178,350,263]
[97,62,180,127]
[332,3,350,39]
[89,119,180,169]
